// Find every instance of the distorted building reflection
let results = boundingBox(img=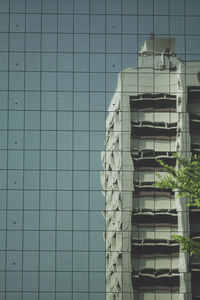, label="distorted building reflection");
[101,36,200,300]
